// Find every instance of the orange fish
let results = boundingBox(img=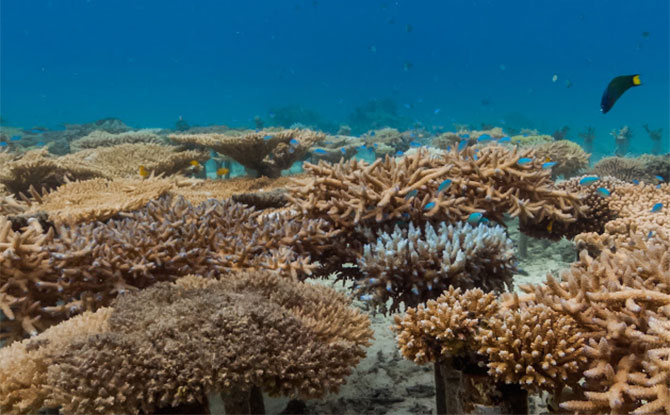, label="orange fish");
[190,160,200,167]
[217,167,229,177]
[547,220,554,233]
[139,165,149,178]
